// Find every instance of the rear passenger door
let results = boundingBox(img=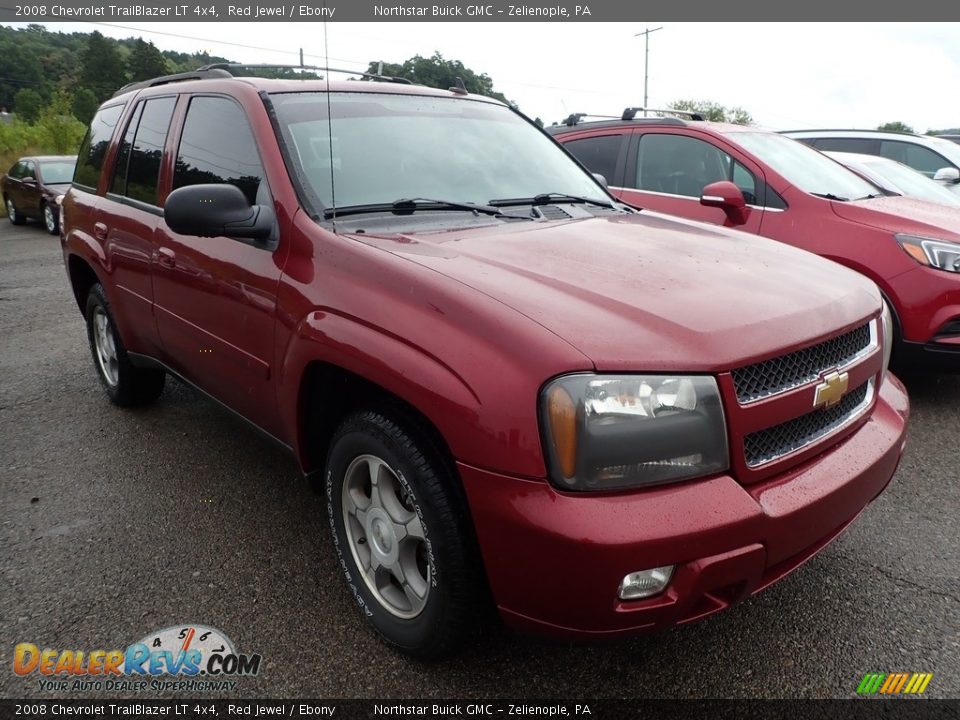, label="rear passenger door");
[152,95,285,436]
[101,96,177,356]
